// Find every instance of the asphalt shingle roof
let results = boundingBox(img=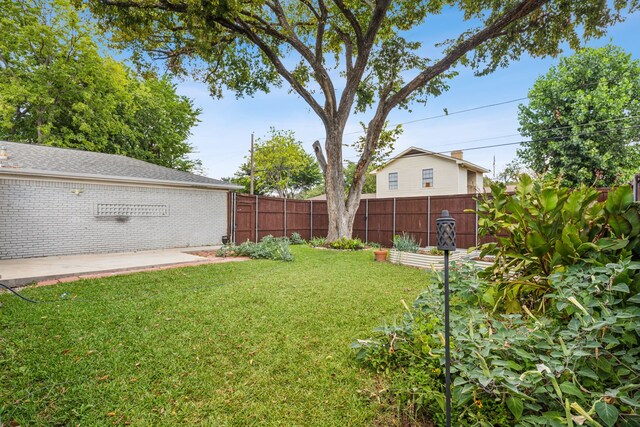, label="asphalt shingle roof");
[0,141,238,189]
